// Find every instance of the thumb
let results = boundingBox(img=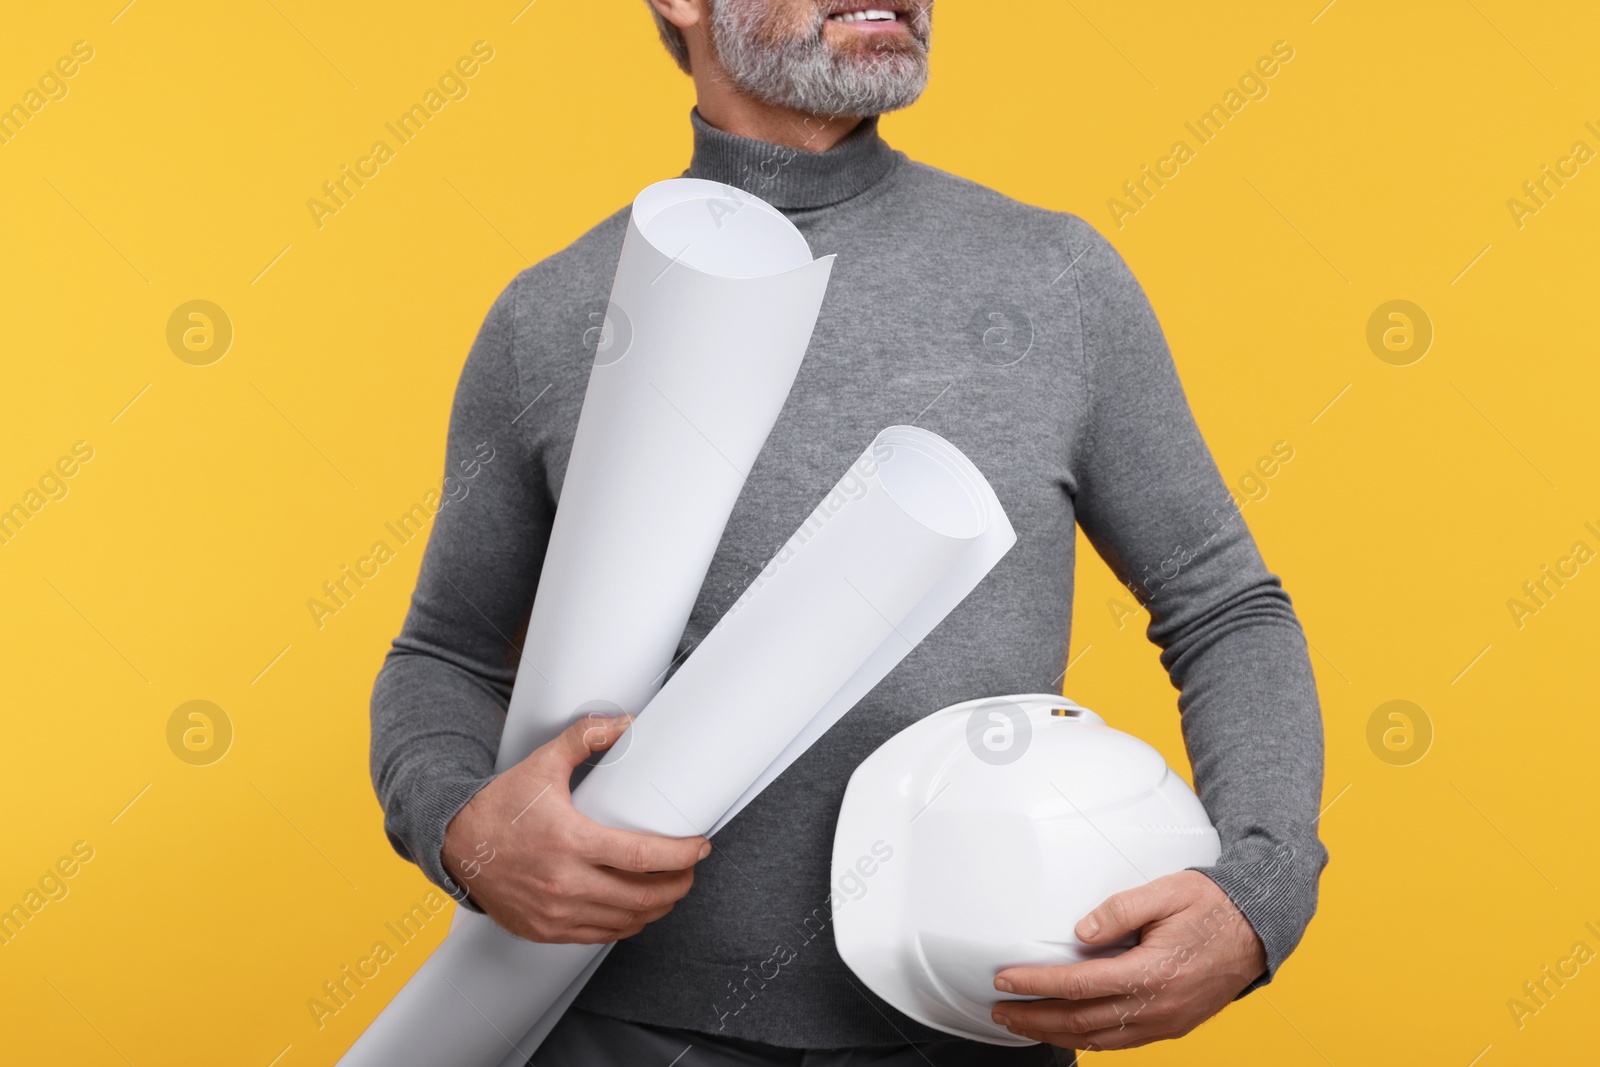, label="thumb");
[1076,880,1174,944]
[538,712,633,774]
